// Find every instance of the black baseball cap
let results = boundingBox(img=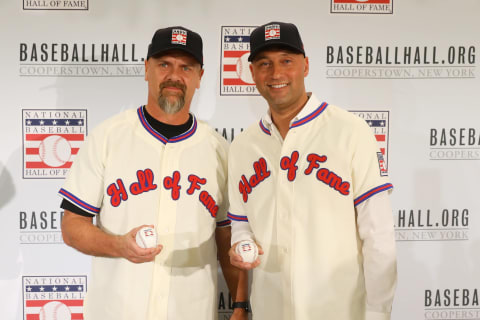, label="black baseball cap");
[147,26,203,66]
[248,21,305,62]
